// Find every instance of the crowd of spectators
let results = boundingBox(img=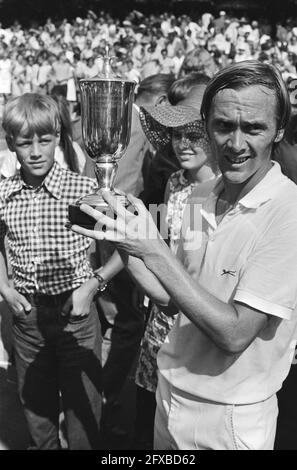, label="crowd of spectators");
[1,8,297,114]
[1,7,297,451]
